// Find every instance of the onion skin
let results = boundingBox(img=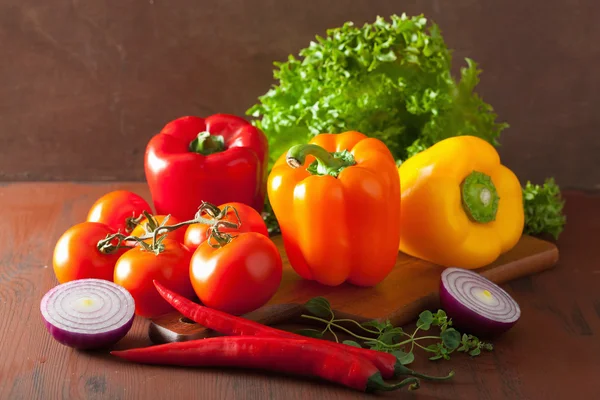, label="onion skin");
[40,279,136,350]
[439,268,521,338]
[41,317,134,350]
